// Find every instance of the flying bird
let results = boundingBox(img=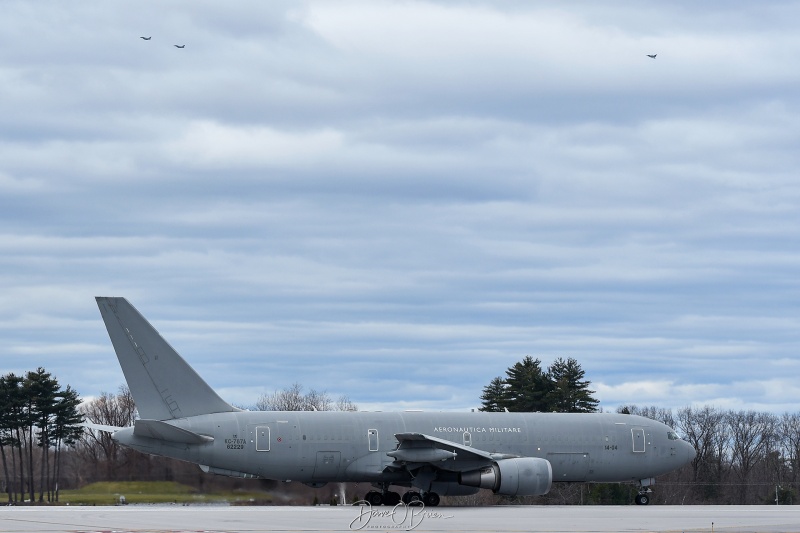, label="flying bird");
[140,36,151,40]
[646,54,657,59]
[174,44,185,48]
